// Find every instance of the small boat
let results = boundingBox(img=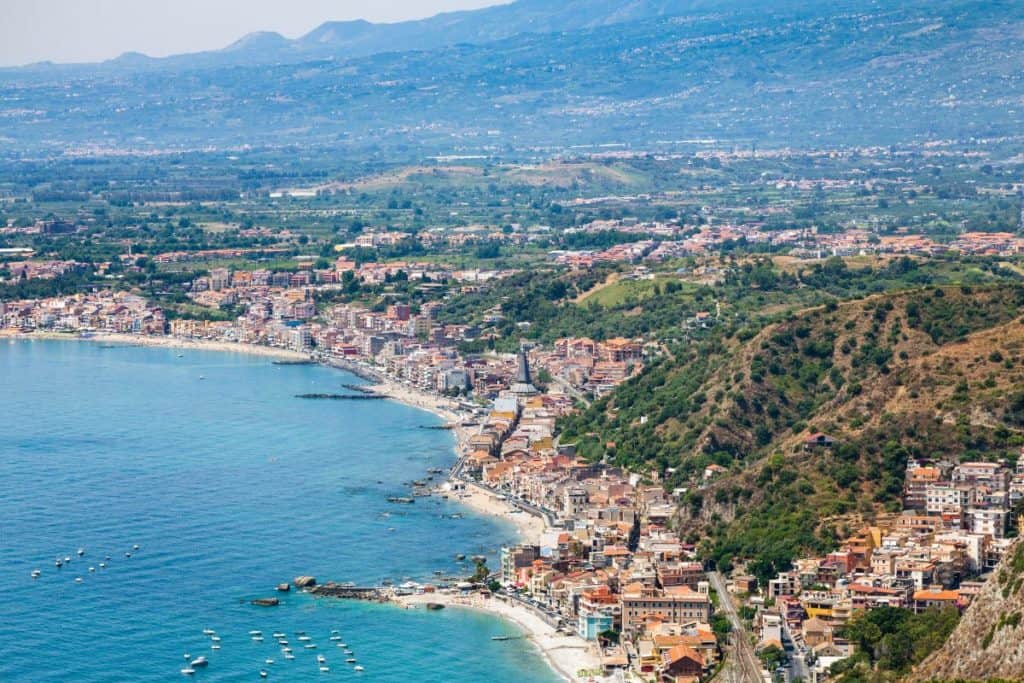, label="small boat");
[31,569,41,578]
[99,563,106,569]
[272,632,286,639]
[249,630,262,636]
[199,376,206,380]
[211,644,221,651]
[281,648,292,654]
[317,655,326,664]
[202,629,215,636]
[329,635,341,642]
[346,658,357,664]
[252,636,264,642]
[133,544,140,550]
[77,548,85,557]
[75,577,83,583]
[338,643,347,648]
[259,670,268,678]
[304,644,317,650]
[190,656,208,668]
[183,654,191,660]
[319,666,330,673]
[89,567,95,572]
[354,665,365,672]
[211,636,221,643]
[55,559,62,568]
[265,658,274,665]
[298,636,311,642]
[125,552,132,558]
[284,653,294,660]
[180,668,195,676]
